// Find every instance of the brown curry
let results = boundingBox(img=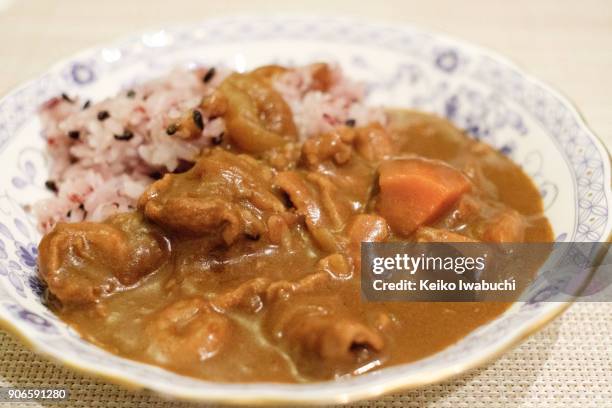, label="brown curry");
[37,66,553,383]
